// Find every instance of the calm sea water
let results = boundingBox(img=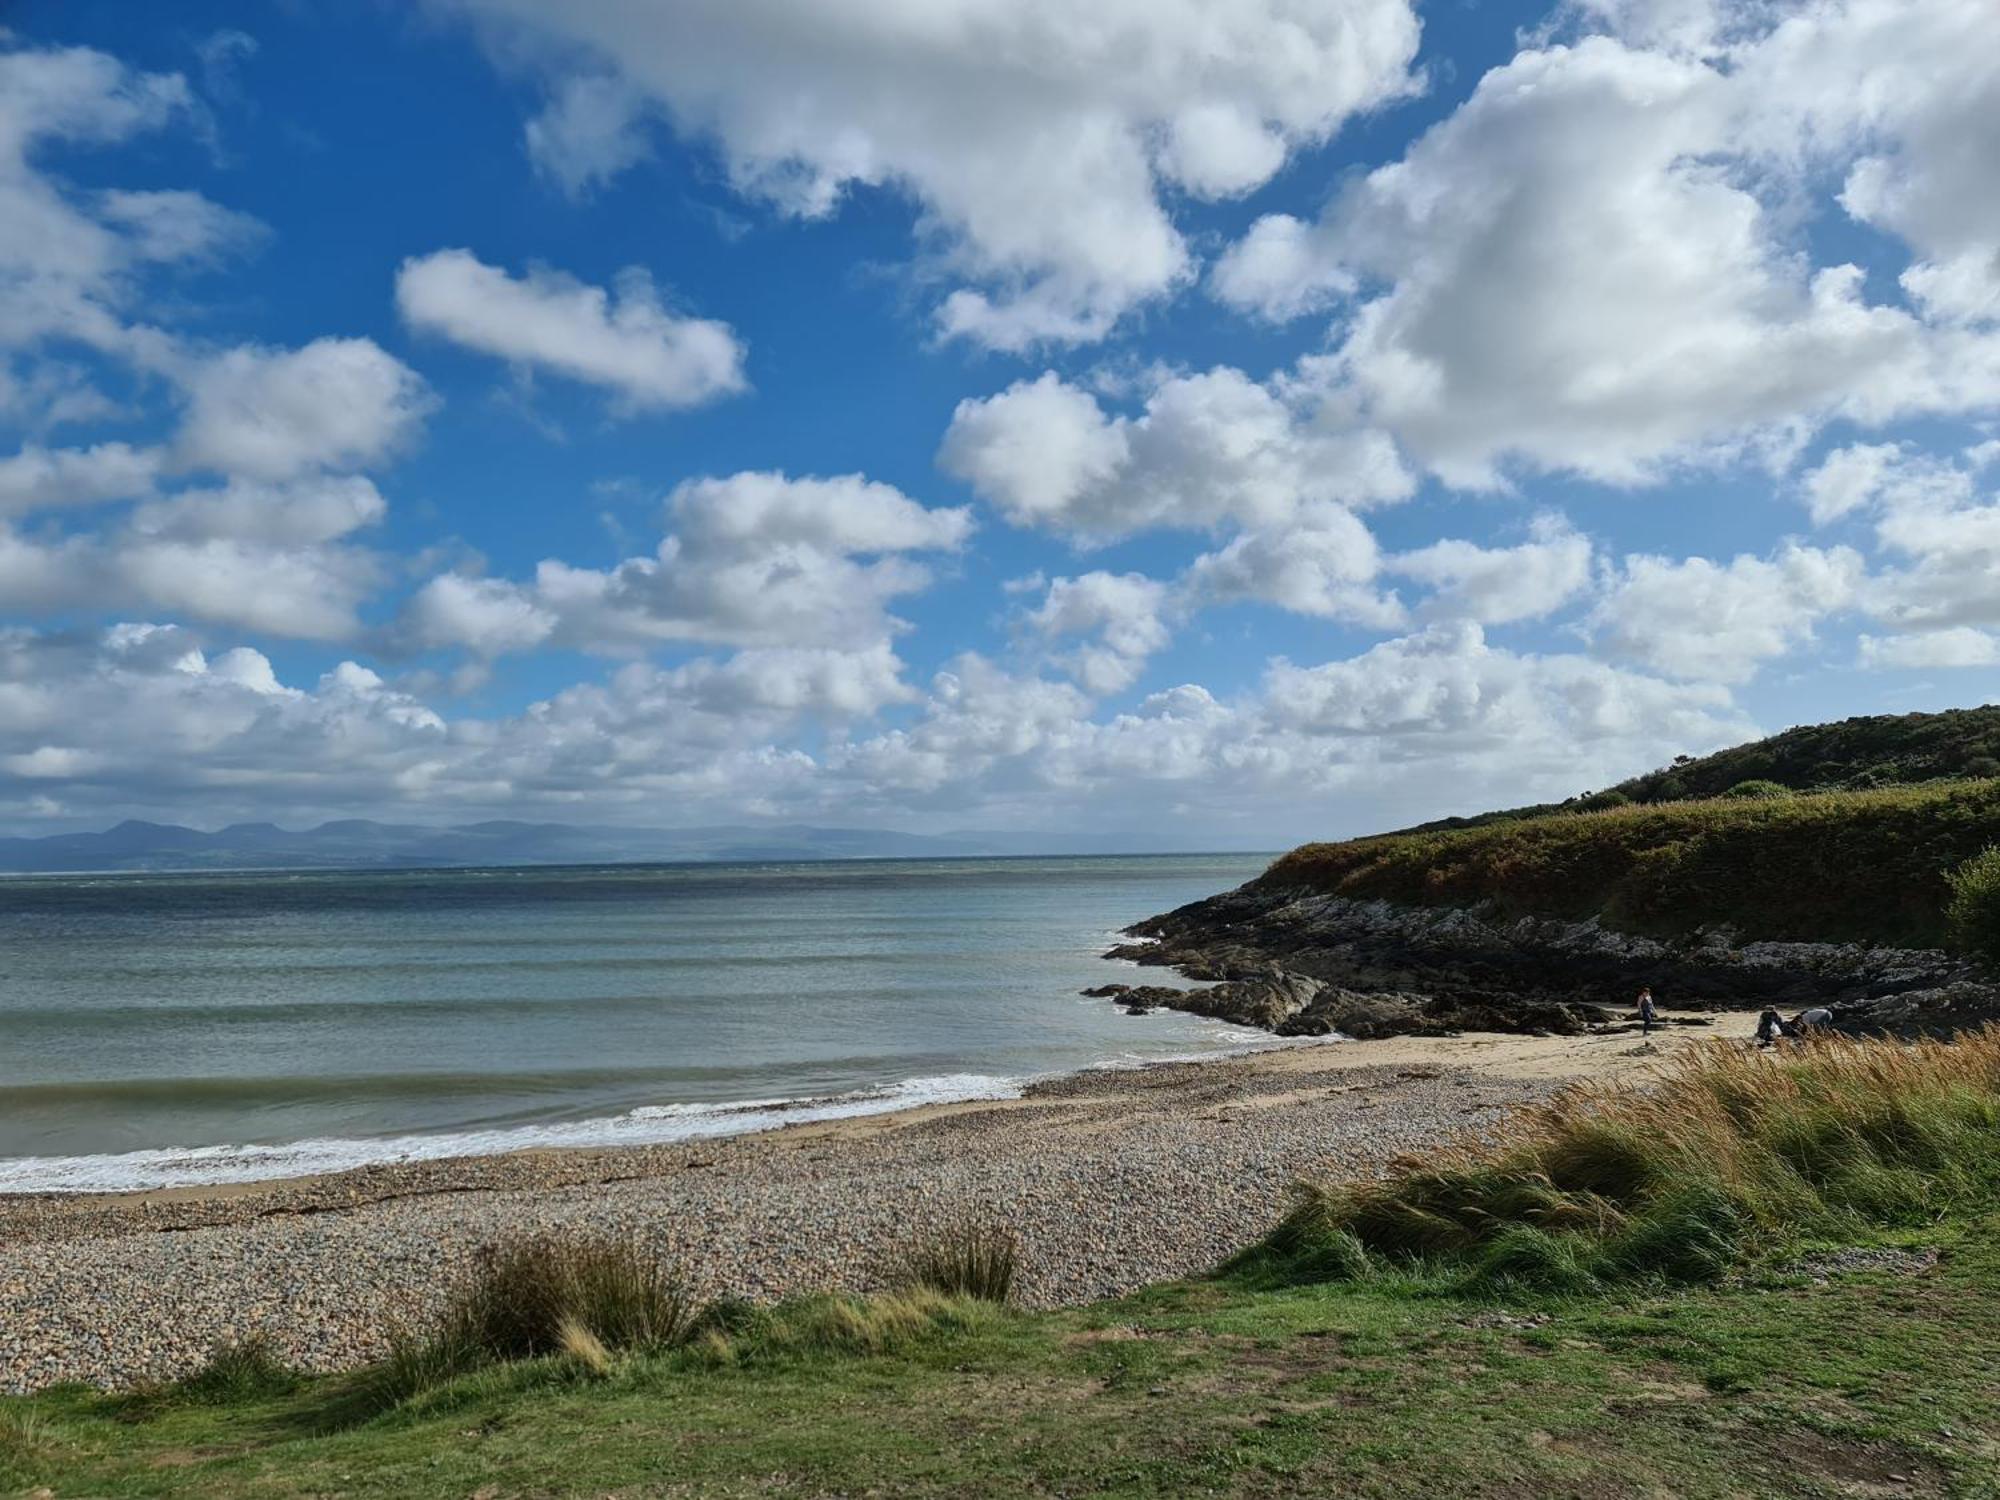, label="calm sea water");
[0,854,1275,1192]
